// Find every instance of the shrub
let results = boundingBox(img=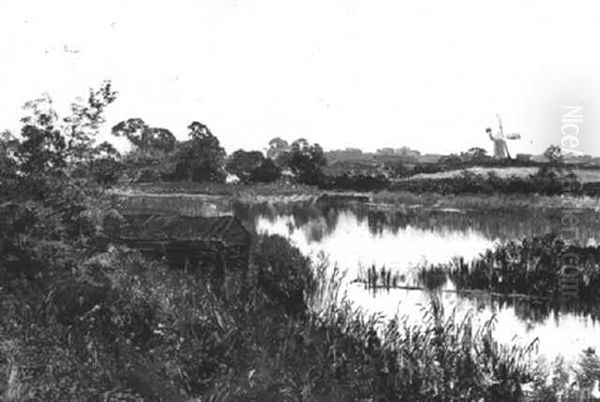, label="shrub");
[249,234,315,316]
